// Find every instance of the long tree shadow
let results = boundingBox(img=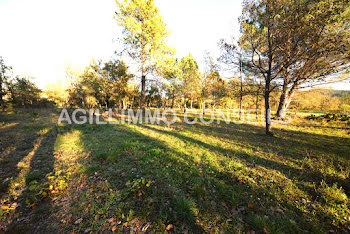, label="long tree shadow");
[135,124,350,225]
[0,115,44,197]
[64,123,328,233]
[139,124,349,188]
[188,121,350,160]
[188,122,350,188]
[6,126,60,232]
